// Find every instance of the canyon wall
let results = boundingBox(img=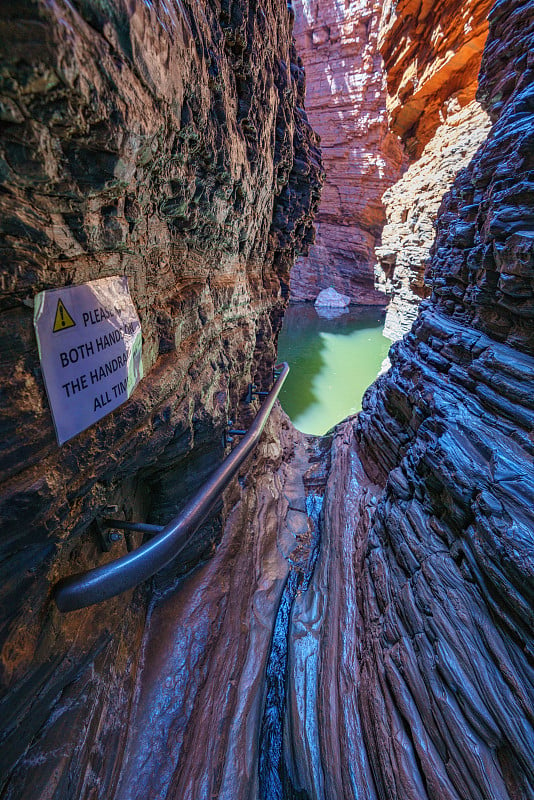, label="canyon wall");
[375,99,491,340]
[290,0,404,303]
[0,1,322,795]
[2,0,534,799]
[375,0,494,339]
[378,0,493,158]
[292,0,494,337]
[282,1,534,797]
